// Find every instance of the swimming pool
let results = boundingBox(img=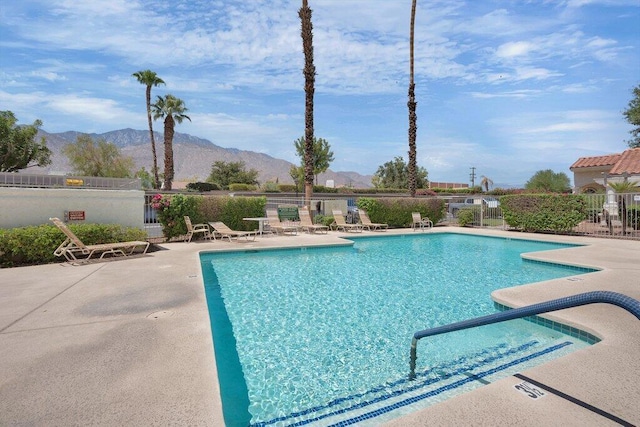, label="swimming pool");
[200,233,597,426]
